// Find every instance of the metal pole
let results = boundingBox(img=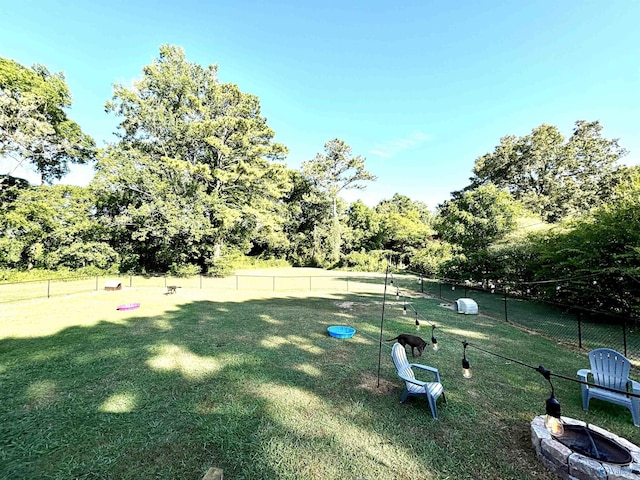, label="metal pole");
[377,266,390,388]
[96,276,99,291]
[273,276,275,292]
[623,320,628,357]
[47,279,51,298]
[236,275,239,290]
